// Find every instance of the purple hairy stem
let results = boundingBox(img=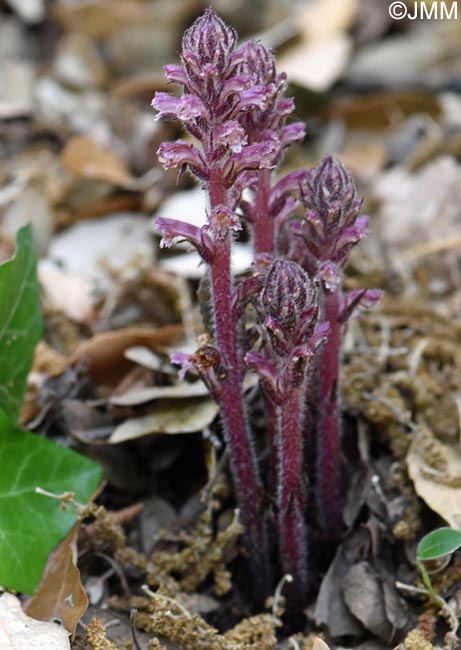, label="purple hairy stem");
[278,385,308,592]
[297,155,382,540]
[206,173,267,579]
[253,169,274,256]
[246,260,328,598]
[316,289,342,535]
[152,8,278,592]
